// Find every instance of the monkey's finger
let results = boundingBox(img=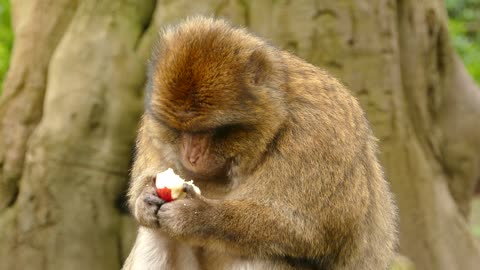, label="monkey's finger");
[183,183,202,200]
[144,193,165,206]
